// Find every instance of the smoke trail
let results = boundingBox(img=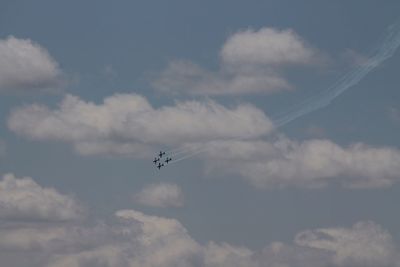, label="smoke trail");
[164,146,200,160]
[165,19,400,164]
[169,147,209,164]
[166,146,188,154]
[272,20,400,127]
[169,147,194,157]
